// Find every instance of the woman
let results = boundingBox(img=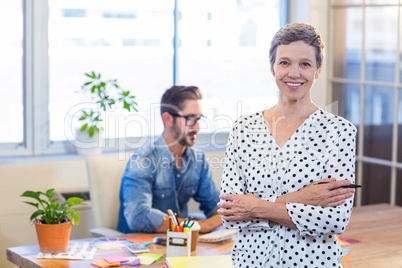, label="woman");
[217,23,356,267]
